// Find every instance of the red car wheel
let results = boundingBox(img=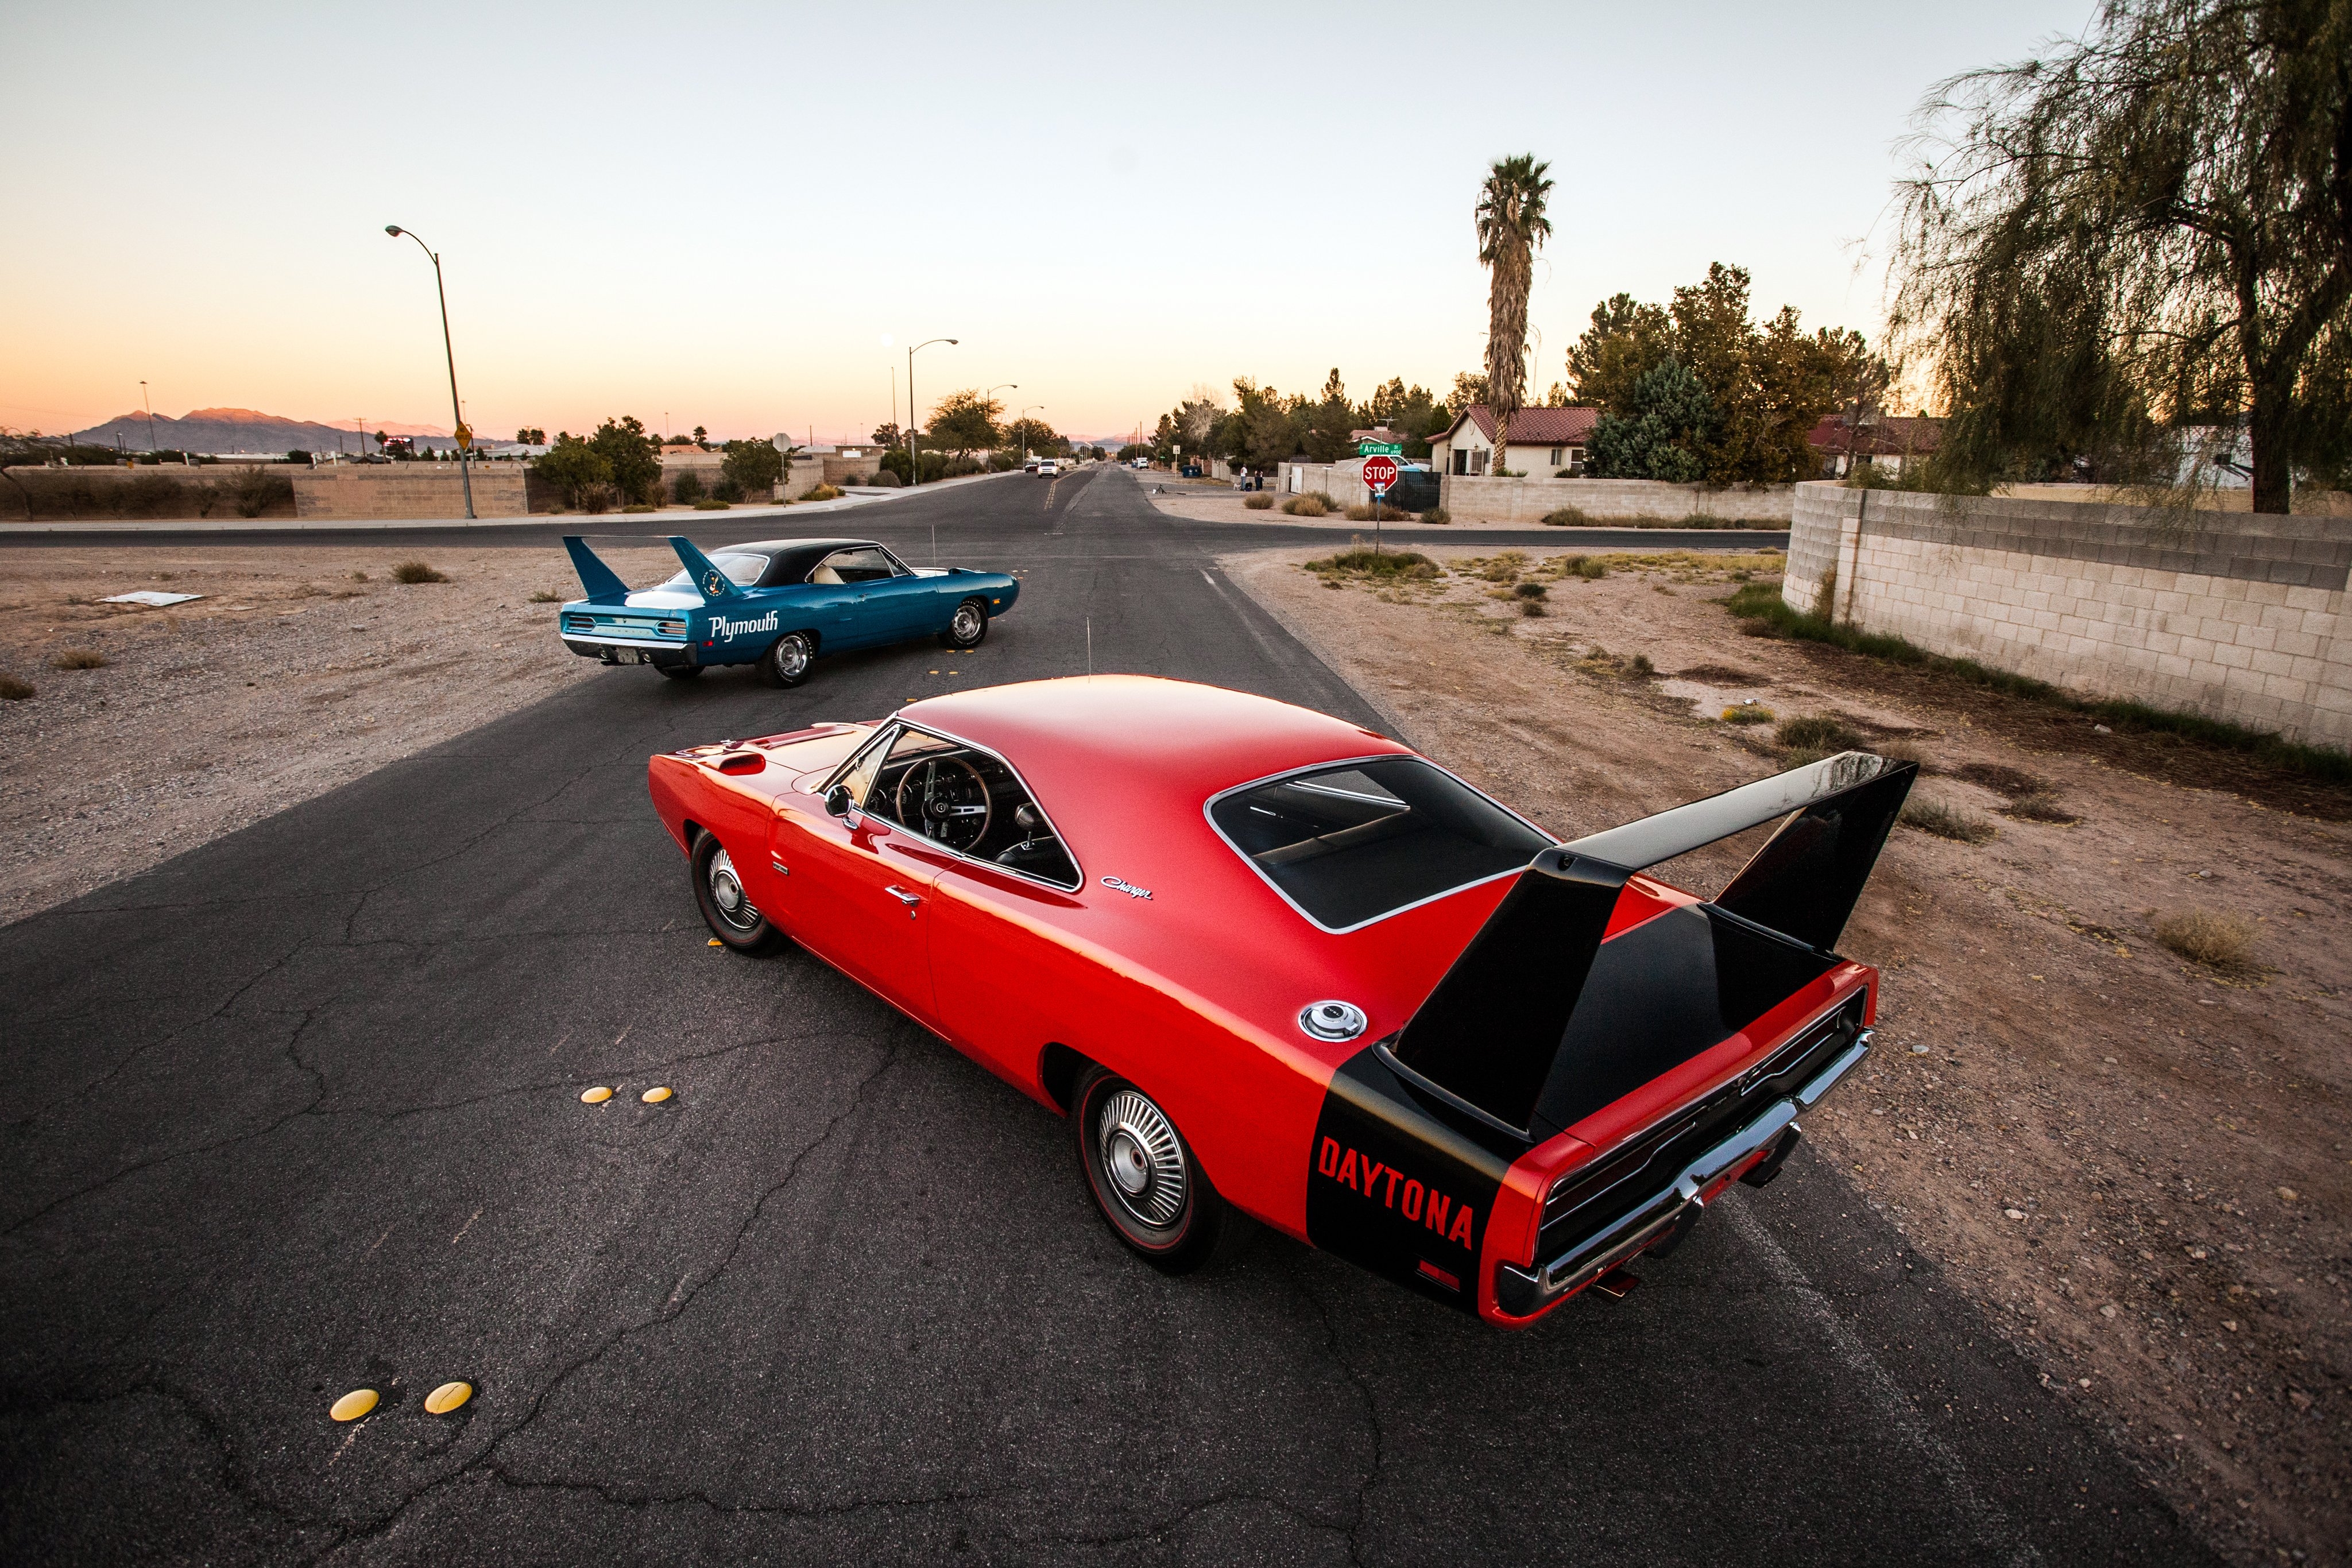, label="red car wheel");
[1071,1066,1231,1273]
[690,831,783,954]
